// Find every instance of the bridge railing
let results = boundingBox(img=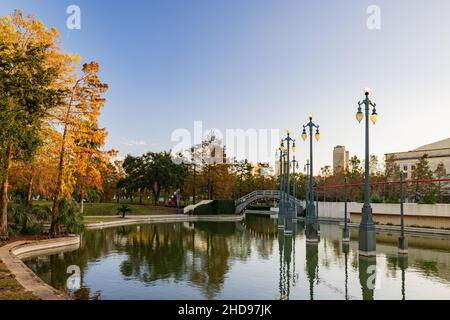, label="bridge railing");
[235,190,302,205]
[234,190,303,214]
[235,190,280,205]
